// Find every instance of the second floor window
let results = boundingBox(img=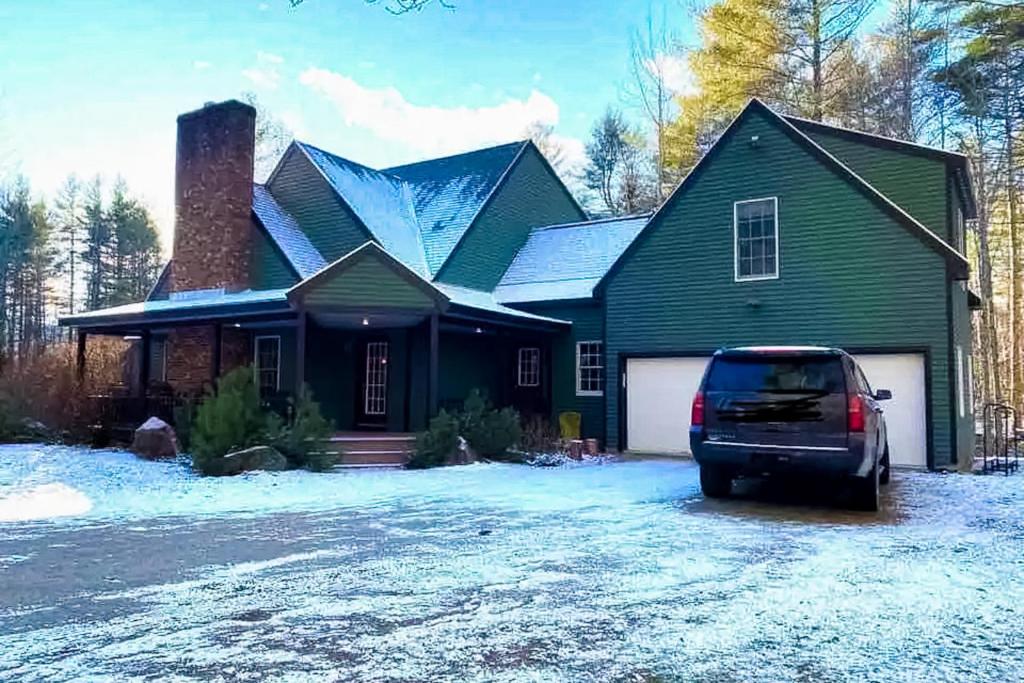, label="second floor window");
[735,197,779,281]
